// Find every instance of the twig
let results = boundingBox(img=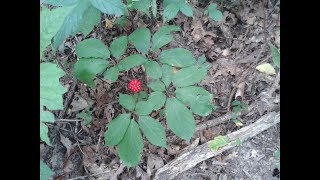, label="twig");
[58,79,78,119]
[55,119,83,122]
[227,44,267,111]
[154,111,280,180]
